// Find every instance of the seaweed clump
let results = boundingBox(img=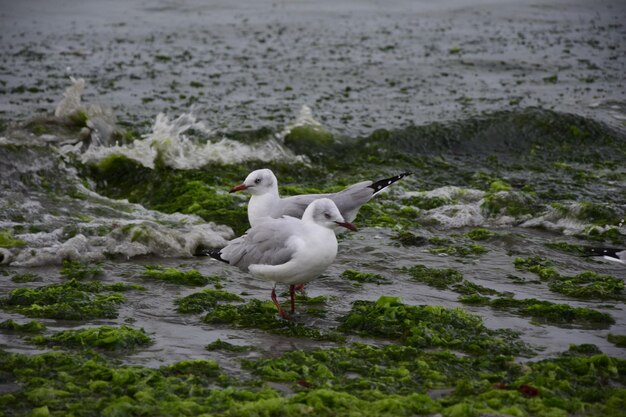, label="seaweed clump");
[175,289,243,313]
[426,237,488,257]
[11,272,42,283]
[464,228,495,241]
[513,256,624,300]
[0,230,26,248]
[206,339,254,352]
[485,297,615,326]
[404,264,464,290]
[0,279,135,320]
[338,296,532,357]
[204,299,344,342]
[0,319,46,333]
[549,271,624,300]
[60,259,103,280]
[340,269,392,285]
[141,265,217,286]
[608,334,626,348]
[514,256,560,280]
[33,325,152,351]
[405,265,499,297]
